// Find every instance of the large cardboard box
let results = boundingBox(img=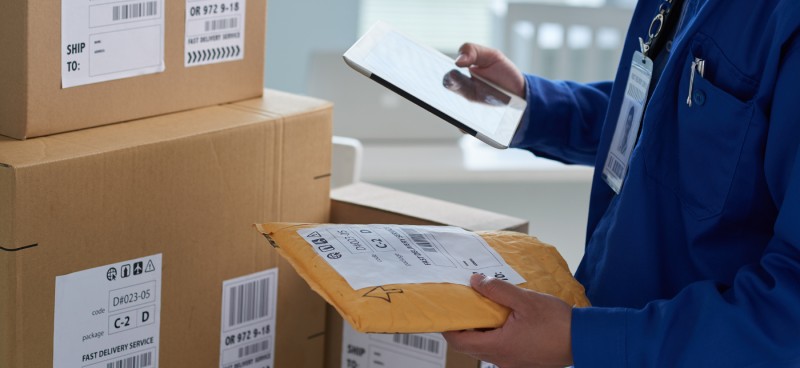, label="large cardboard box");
[0,0,266,139]
[0,90,331,367]
[325,183,529,368]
